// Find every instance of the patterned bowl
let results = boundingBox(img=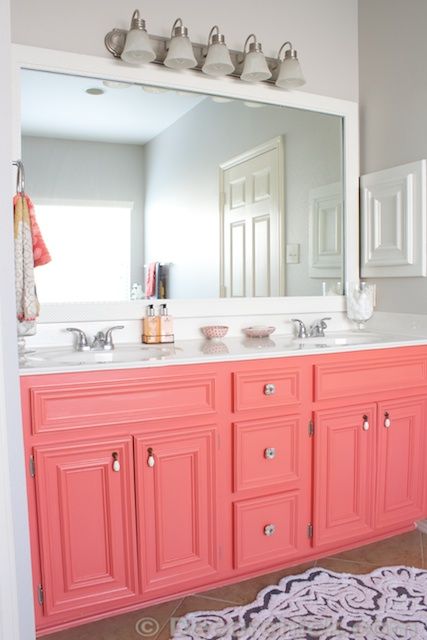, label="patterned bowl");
[242,326,276,338]
[201,325,229,340]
